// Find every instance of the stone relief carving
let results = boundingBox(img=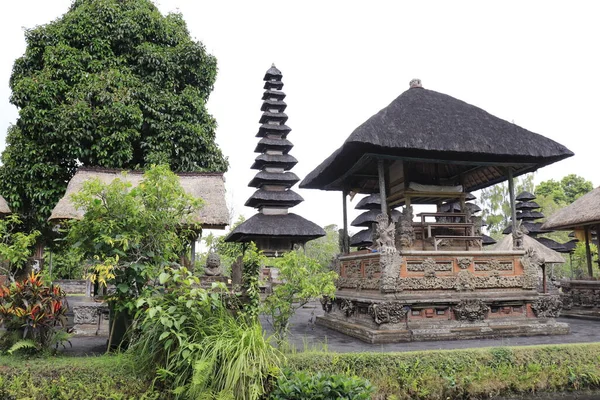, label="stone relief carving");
[521,247,543,290]
[453,299,490,321]
[560,288,600,309]
[531,295,563,318]
[455,270,476,291]
[407,257,452,272]
[344,261,362,278]
[320,296,333,313]
[457,257,473,270]
[512,220,529,250]
[364,260,381,279]
[380,249,402,293]
[423,265,437,278]
[396,206,415,249]
[376,213,396,252]
[474,259,513,272]
[73,305,105,325]
[368,302,409,325]
[339,298,357,317]
[204,251,222,276]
